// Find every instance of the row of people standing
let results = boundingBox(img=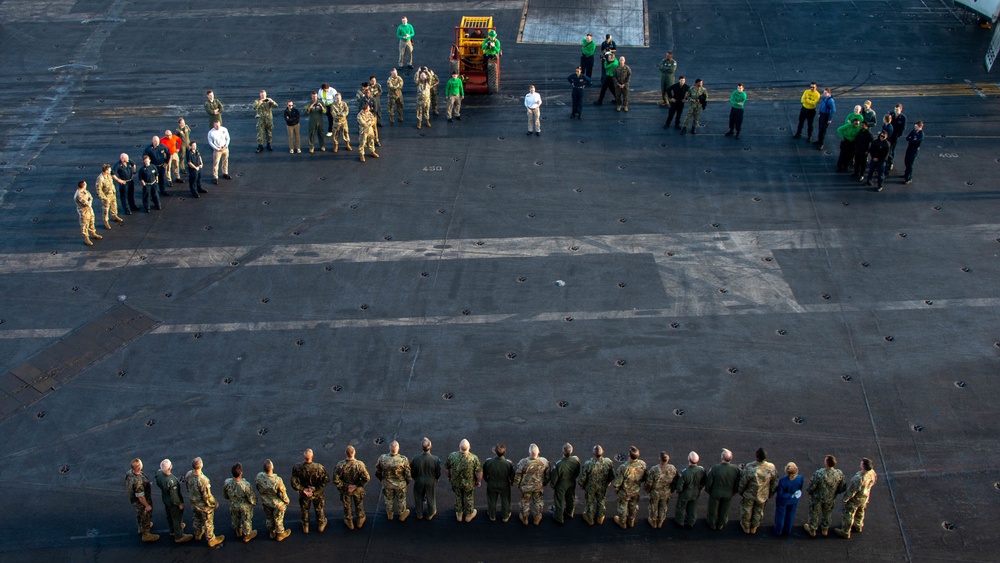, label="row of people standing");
[276,69,467,160]
[73,120,216,245]
[125,439,877,548]
[79,68,468,246]
[583,37,928,172]
[794,84,926,187]
[576,37,710,133]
